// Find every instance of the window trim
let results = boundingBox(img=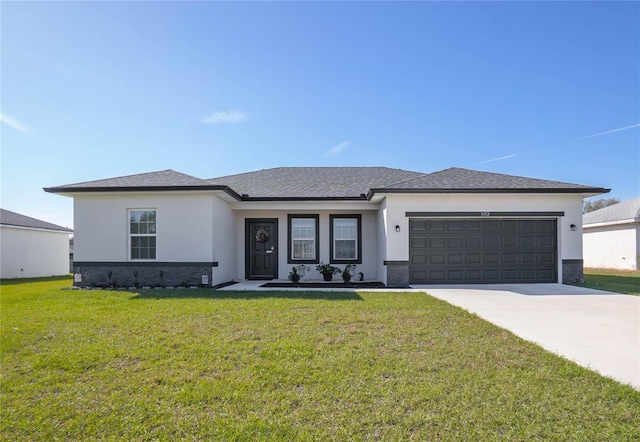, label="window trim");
[287,214,320,264]
[128,209,157,261]
[330,214,362,264]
